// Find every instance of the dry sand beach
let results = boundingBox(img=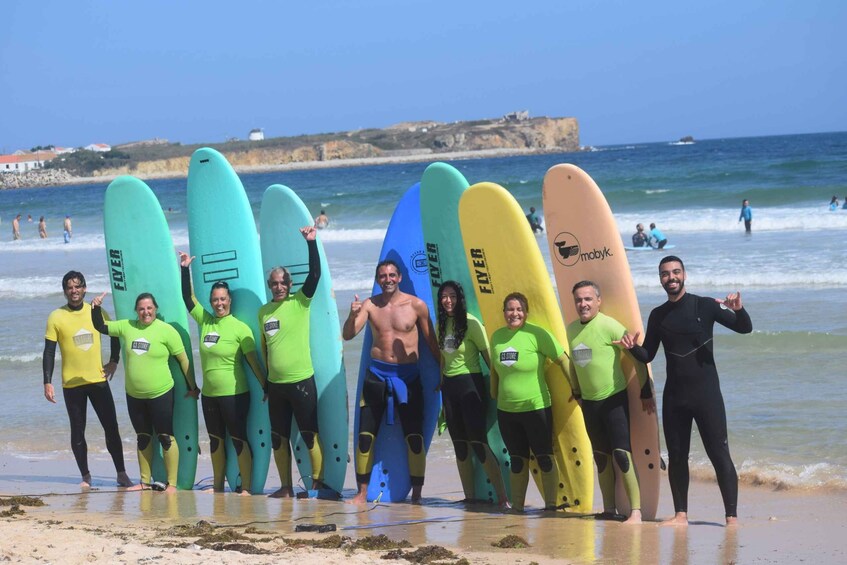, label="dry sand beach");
[2,451,845,564]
